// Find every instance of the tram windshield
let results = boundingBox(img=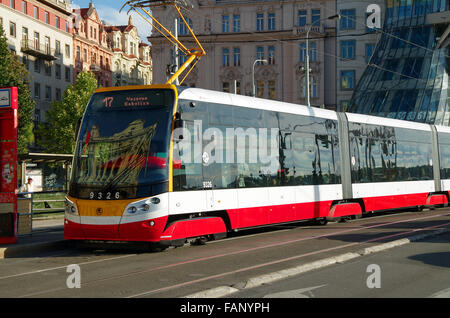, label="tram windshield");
[69,89,175,200]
